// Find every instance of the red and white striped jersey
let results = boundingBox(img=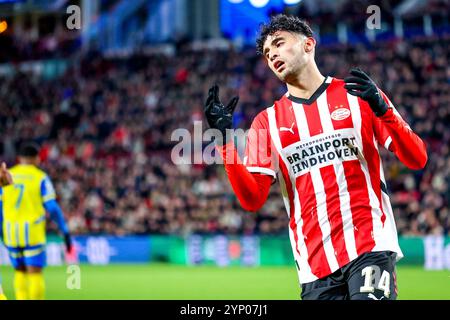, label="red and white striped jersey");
[243,76,405,284]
